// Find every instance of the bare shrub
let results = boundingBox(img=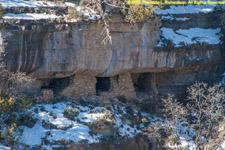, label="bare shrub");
[145,121,170,149]
[101,20,112,46]
[0,63,36,98]
[0,63,35,84]
[145,82,225,150]
[162,94,187,124]
[186,82,224,150]
[145,94,187,149]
